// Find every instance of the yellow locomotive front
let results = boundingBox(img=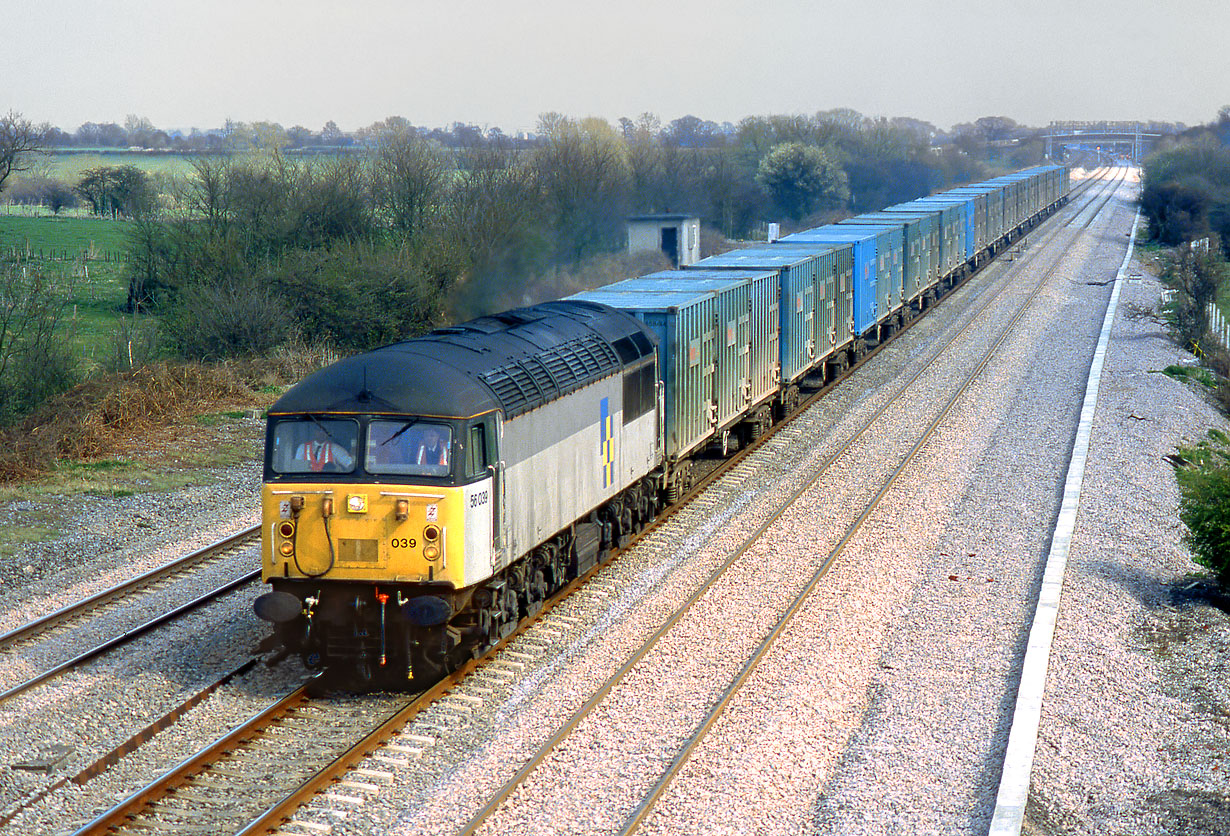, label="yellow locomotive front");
[262,416,484,587]
[256,411,500,689]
